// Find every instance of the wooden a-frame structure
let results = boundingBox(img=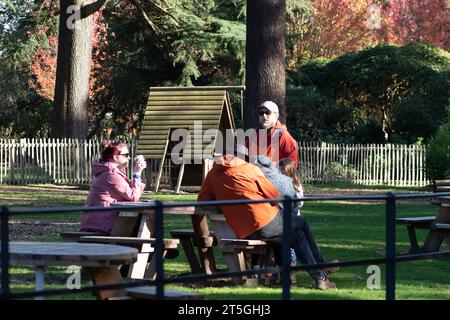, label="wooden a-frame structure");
[137,87,236,193]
